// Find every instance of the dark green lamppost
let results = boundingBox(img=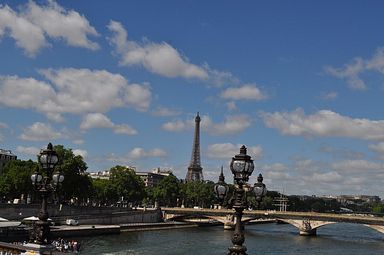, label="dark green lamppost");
[227,145,267,255]
[30,143,64,245]
[214,166,229,206]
